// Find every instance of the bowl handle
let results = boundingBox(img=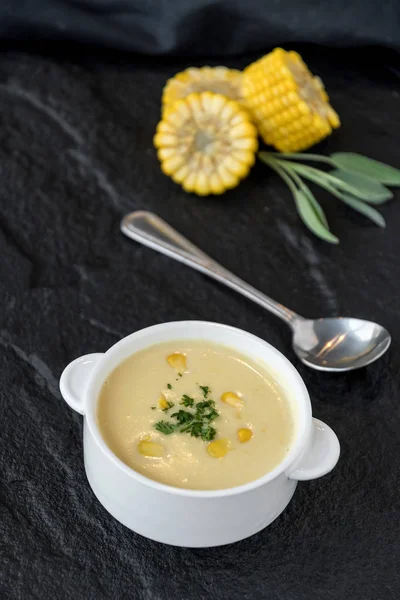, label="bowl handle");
[59,353,104,415]
[286,418,340,481]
